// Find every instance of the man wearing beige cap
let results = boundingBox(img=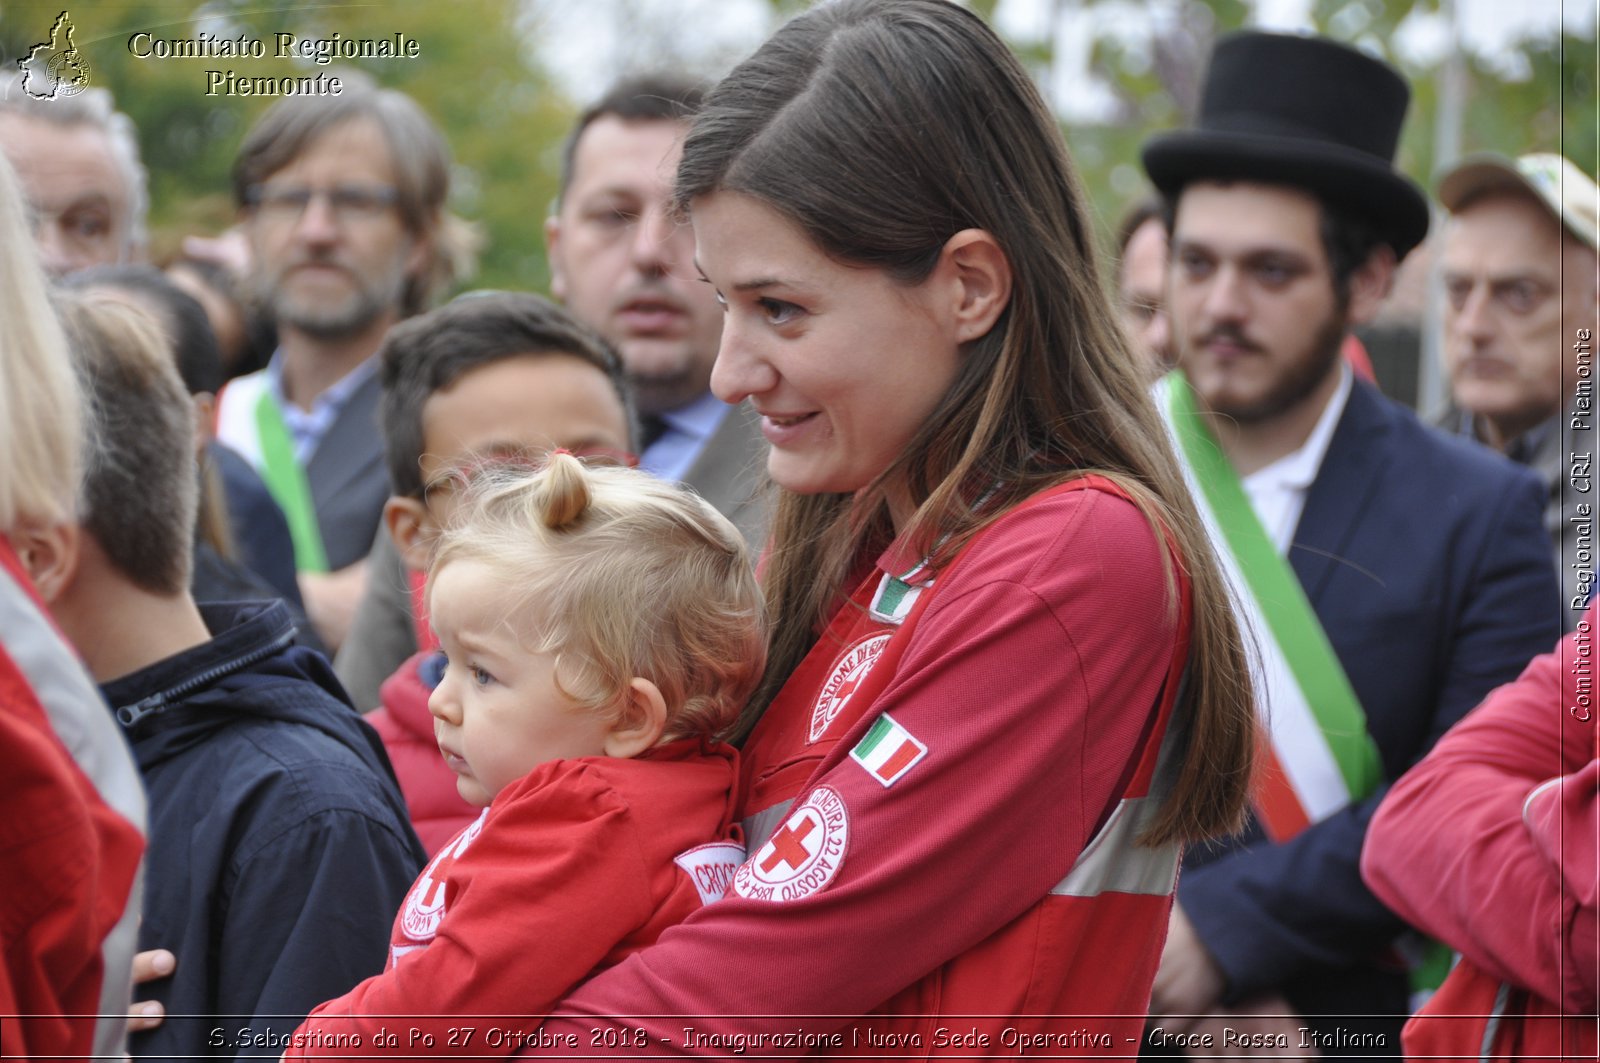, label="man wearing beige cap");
[1438,152,1600,628]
